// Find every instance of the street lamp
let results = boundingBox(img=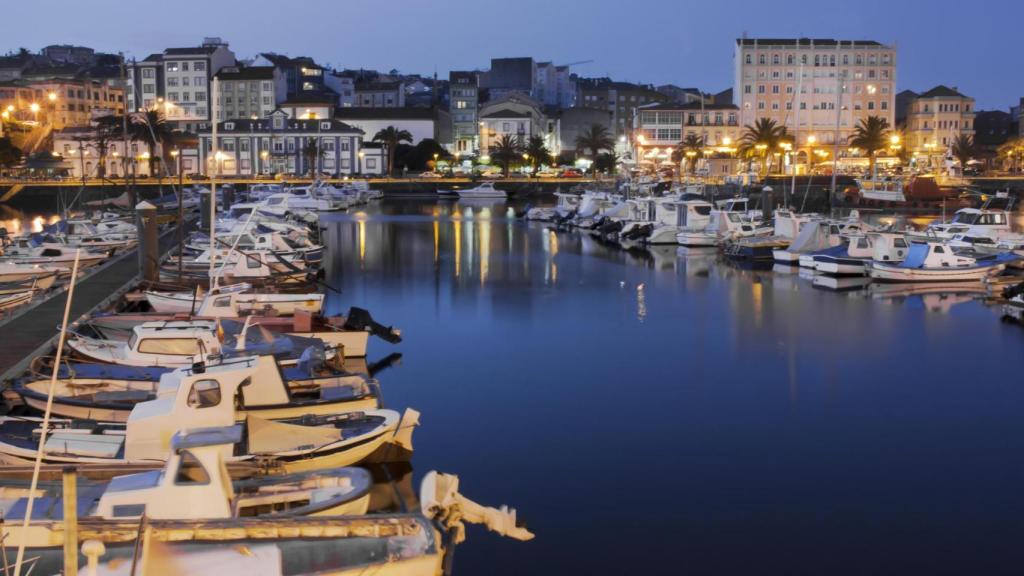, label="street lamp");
[29,102,40,122]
